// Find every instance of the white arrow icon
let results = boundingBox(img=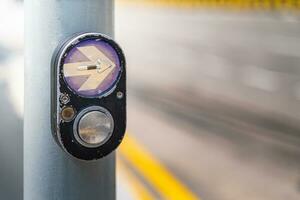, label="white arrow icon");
[63,46,116,91]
